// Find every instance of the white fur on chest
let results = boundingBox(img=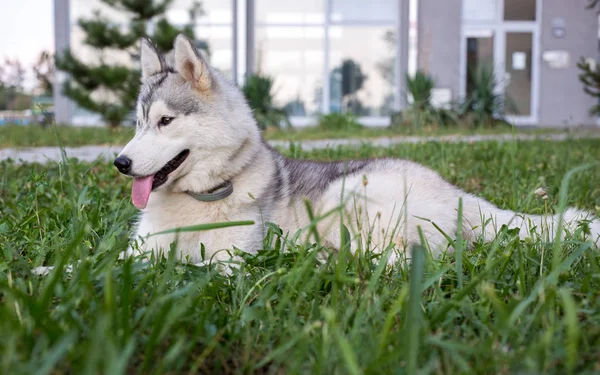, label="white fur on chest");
[134,191,263,262]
